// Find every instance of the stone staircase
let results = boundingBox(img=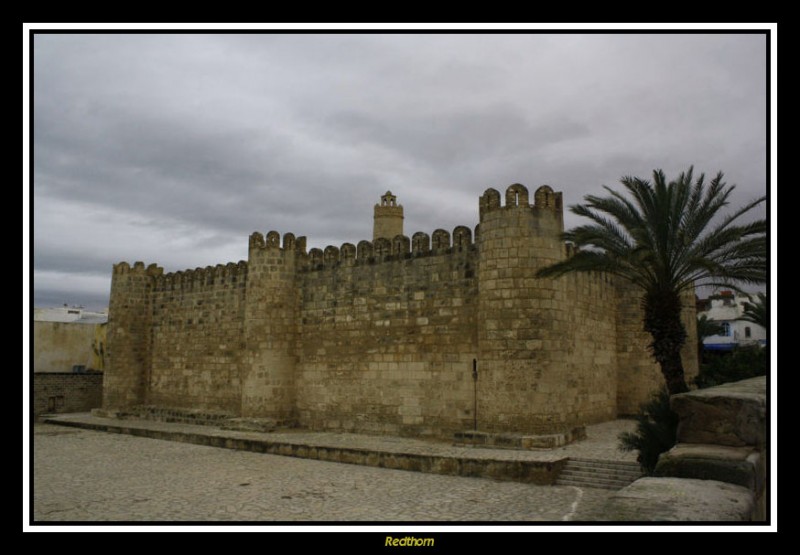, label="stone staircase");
[556,458,642,490]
